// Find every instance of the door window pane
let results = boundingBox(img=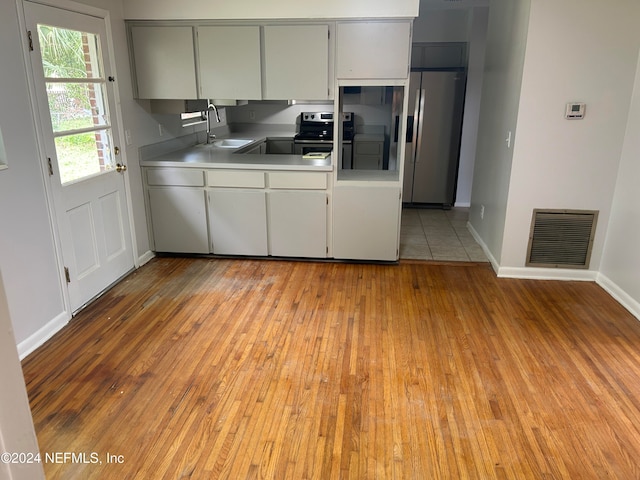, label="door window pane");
[37,25,102,79]
[55,130,113,184]
[46,82,108,132]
